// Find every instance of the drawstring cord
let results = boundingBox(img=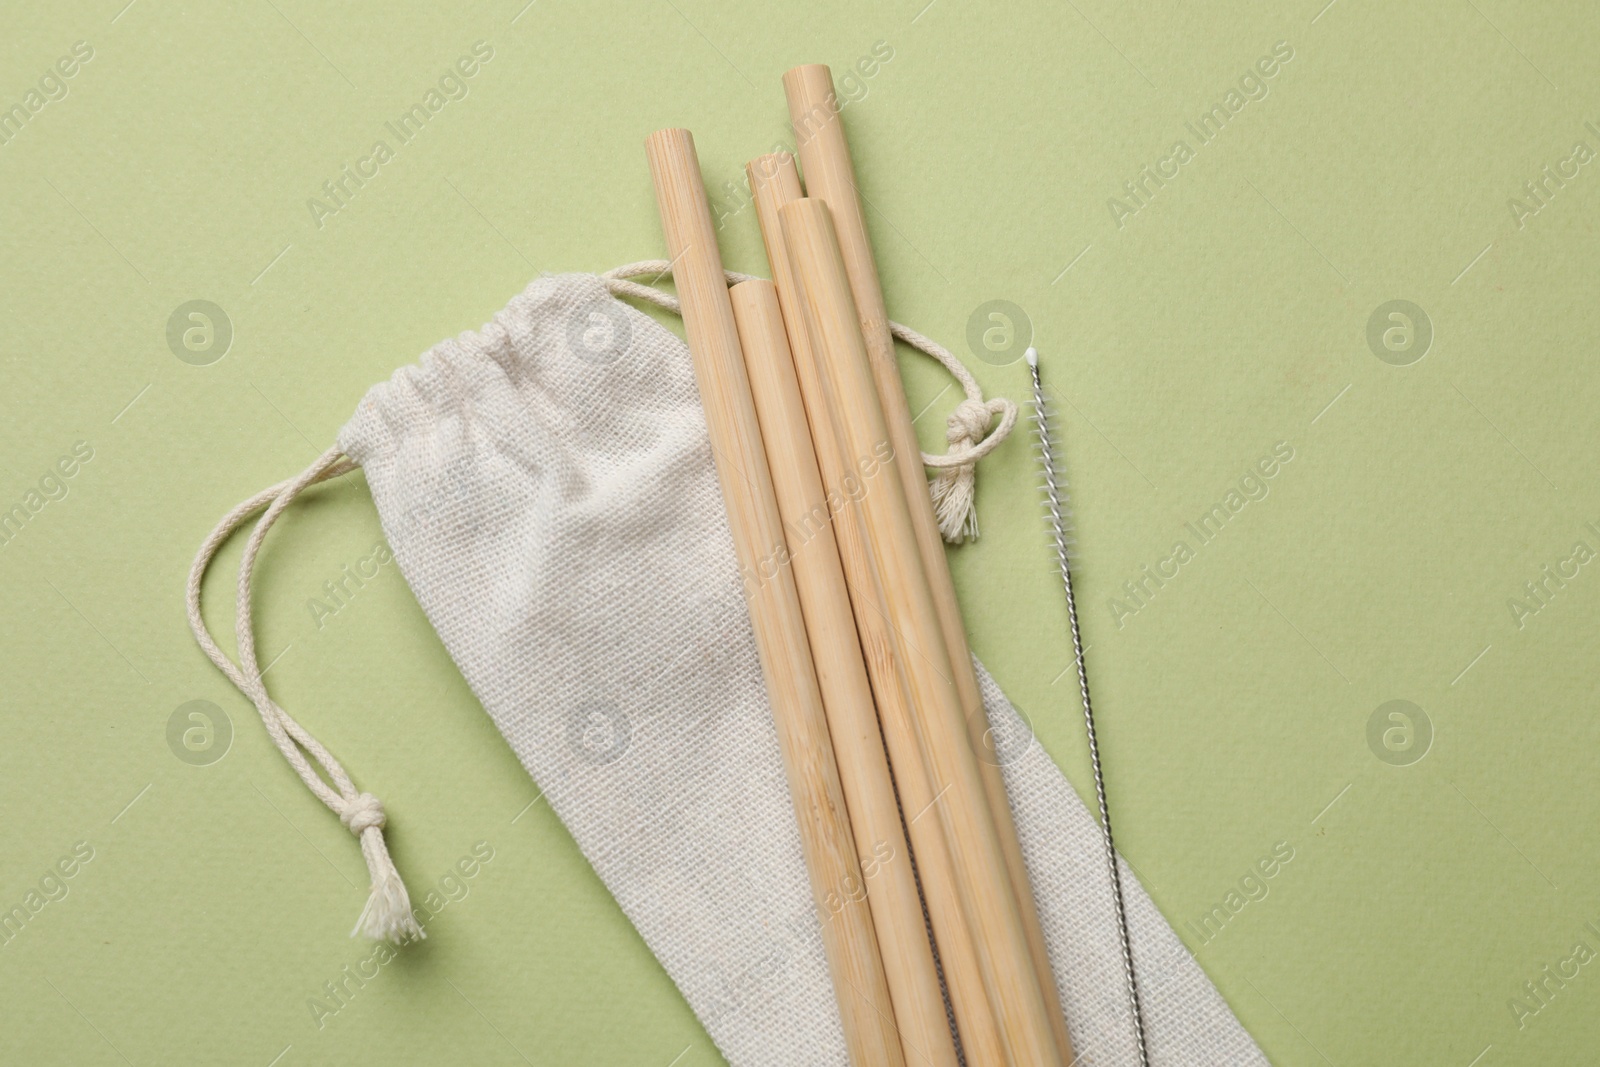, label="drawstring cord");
[186,265,1014,945]
[601,261,1017,543]
[186,445,424,943]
